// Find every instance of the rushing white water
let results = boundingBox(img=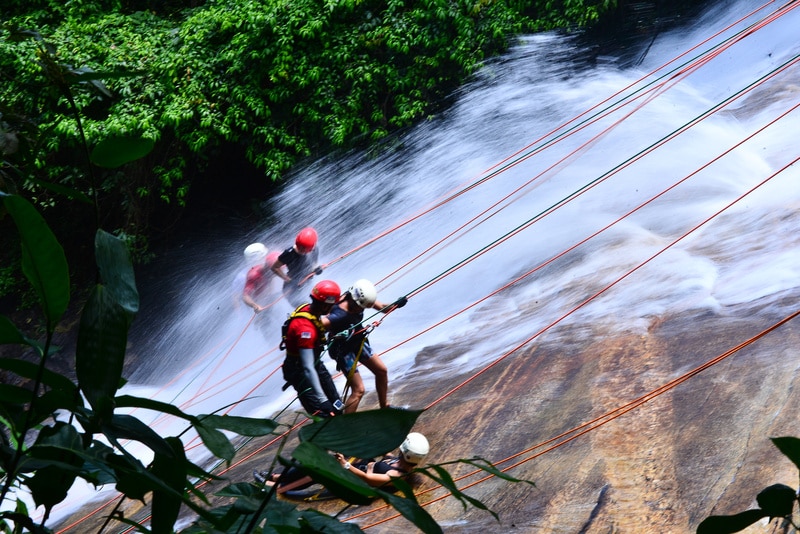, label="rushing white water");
[48,0,800,527]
